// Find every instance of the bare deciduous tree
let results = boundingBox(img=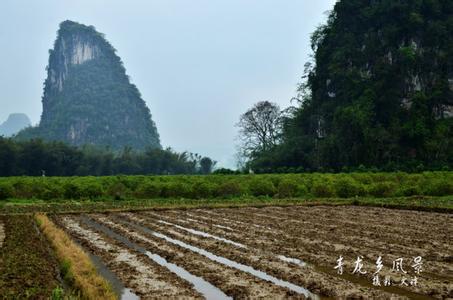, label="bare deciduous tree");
[236,101,283,160]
